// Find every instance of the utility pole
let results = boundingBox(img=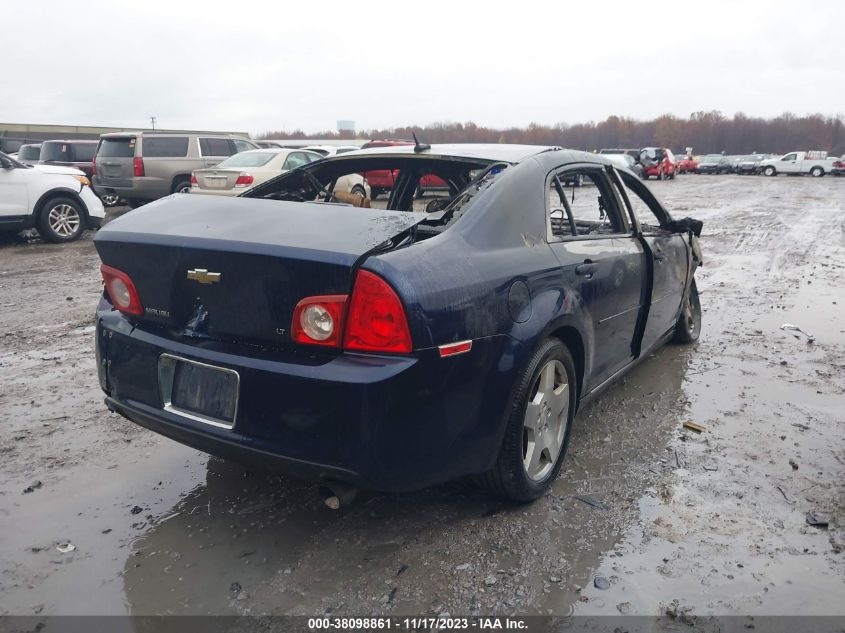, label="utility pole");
[150,116,157,130]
